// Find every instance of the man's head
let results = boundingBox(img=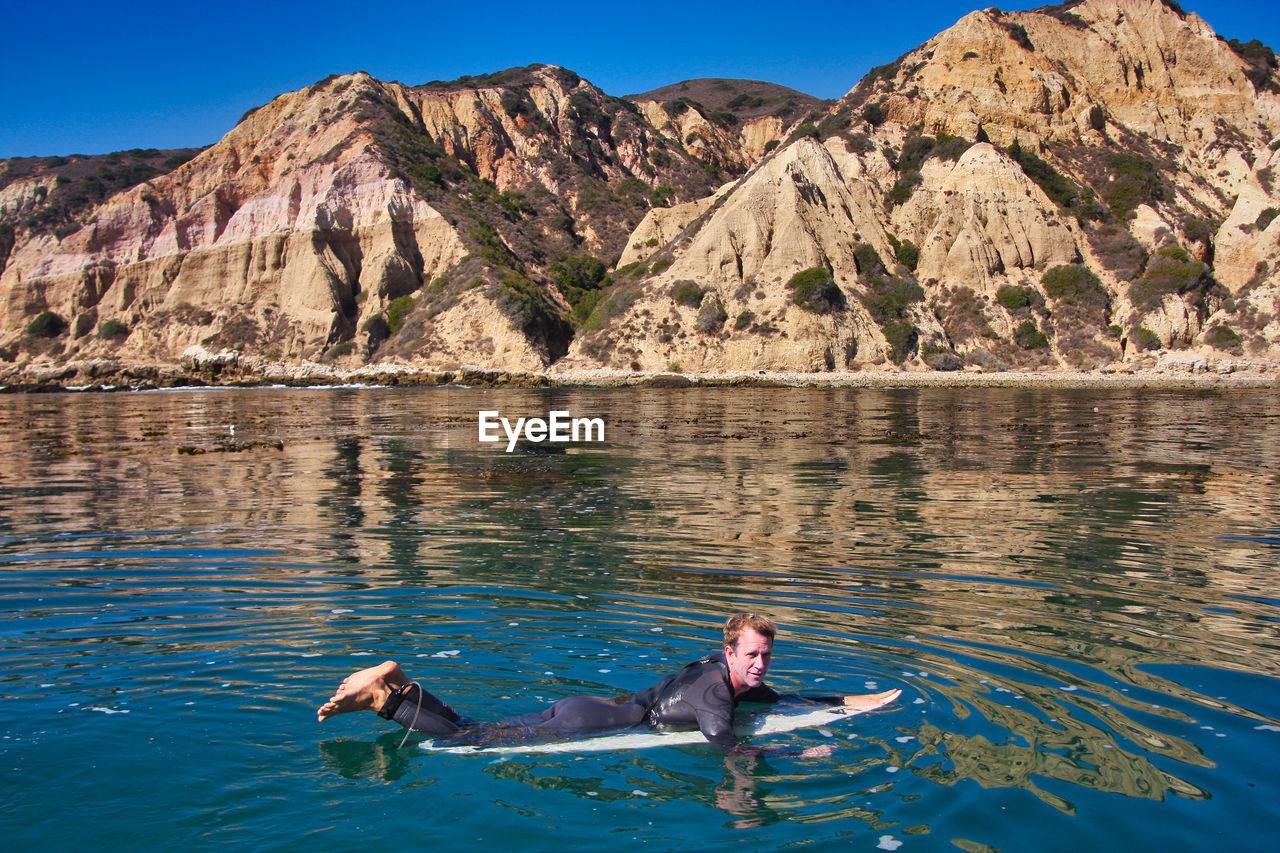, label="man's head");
[724,612,776,648]
[723,612,776,693]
